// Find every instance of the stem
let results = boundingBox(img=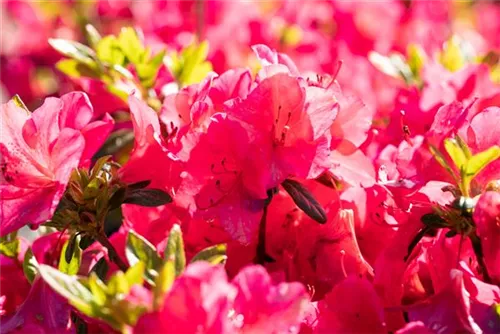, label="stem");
[255,204,269,265]
[254,190,276,265]
[95,233,129,272]
[469,233,492,284]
